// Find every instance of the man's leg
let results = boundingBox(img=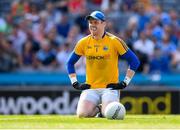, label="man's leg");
[76,89,100,118]
[101,89,120,116]
[77,100,99,117]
